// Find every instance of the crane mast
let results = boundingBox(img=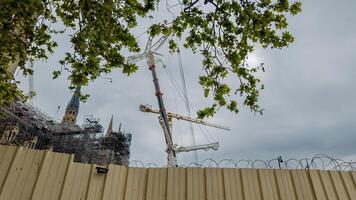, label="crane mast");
[128,36,178,167]
[146,53,177,167]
